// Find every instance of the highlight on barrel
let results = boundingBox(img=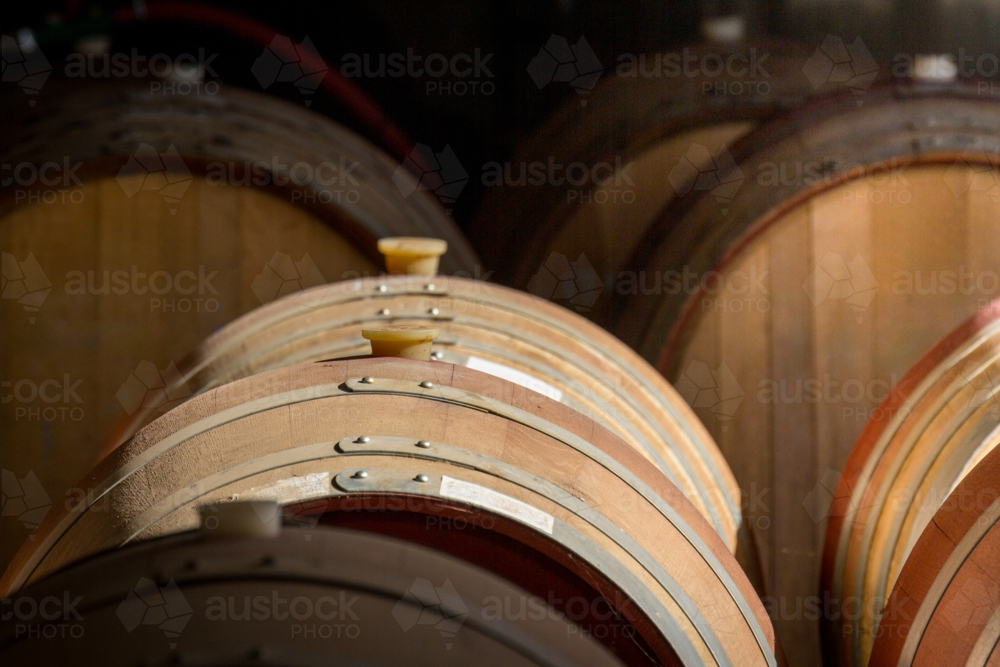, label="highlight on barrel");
[610,82,1000,665]
[867,445,999,667]
[0,81,477,573]
[2,357,776,666]
[104,266,742,557]
[821,300,1000,667]
[0,516,626,666]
